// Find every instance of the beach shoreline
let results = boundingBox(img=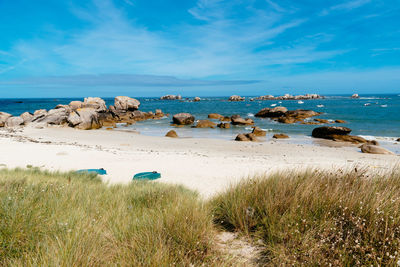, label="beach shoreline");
[1,126,398,198]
